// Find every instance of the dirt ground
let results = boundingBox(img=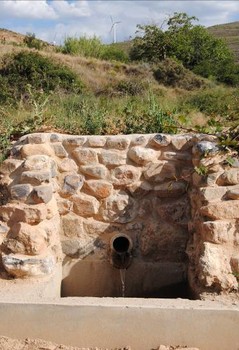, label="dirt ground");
[0,336,199,350]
